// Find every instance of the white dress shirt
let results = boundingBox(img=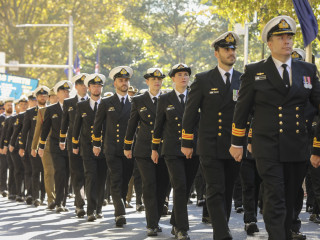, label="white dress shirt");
[174,89,187,103]
[89,98,101,111]
[272,57,292,86]
[217,65,234,84]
